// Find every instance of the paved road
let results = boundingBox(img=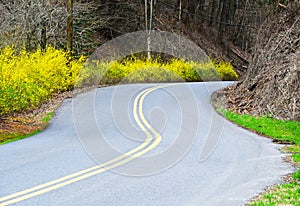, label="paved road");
[0,82,293,206]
